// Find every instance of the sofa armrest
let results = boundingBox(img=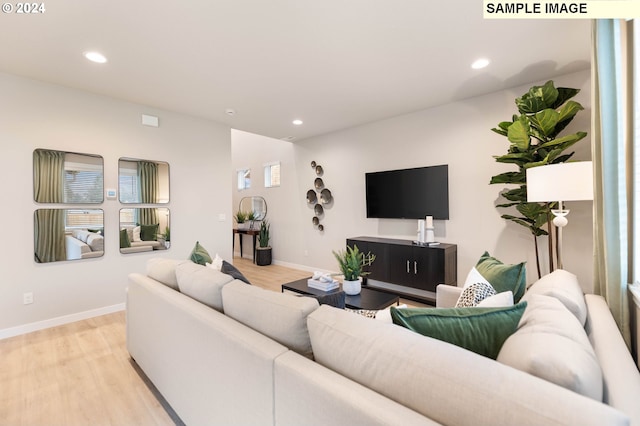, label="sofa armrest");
[436,284,462,308]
